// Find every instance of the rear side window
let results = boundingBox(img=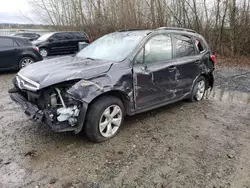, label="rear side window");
[64,32,75,40]
[0,38,15,48]
[51,33,65,41]
[174,35,196,58]
[15,38,32,46]
[75,32,88,39]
